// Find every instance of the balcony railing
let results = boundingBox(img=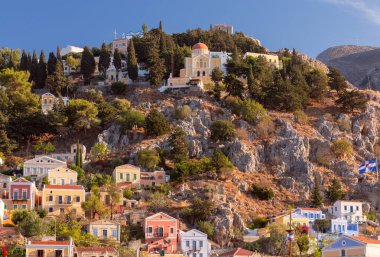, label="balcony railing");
[146,233,169,238]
